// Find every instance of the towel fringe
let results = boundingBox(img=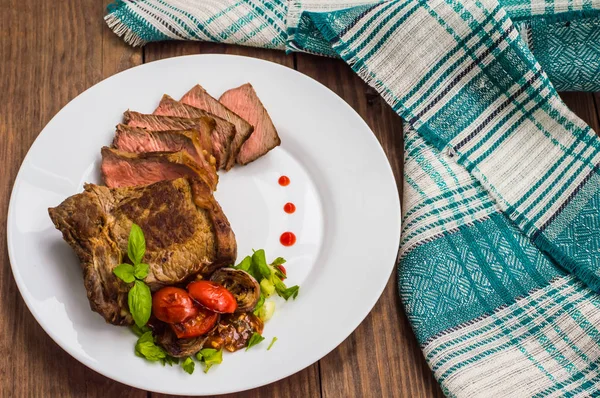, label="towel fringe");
[104,13,147,47]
